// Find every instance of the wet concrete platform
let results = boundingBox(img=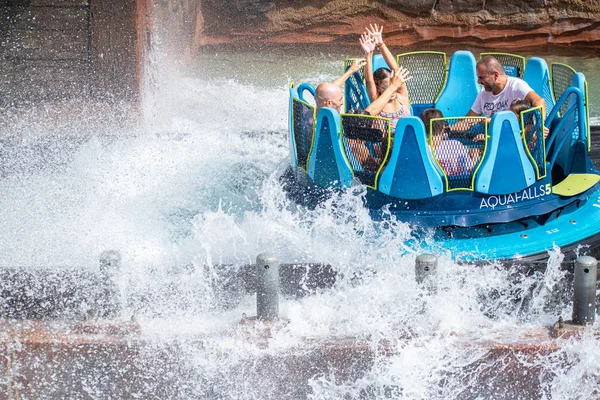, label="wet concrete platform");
[1,318,598,399]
